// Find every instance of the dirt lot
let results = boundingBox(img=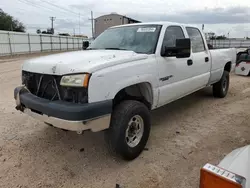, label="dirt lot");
[0,54,249,188]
